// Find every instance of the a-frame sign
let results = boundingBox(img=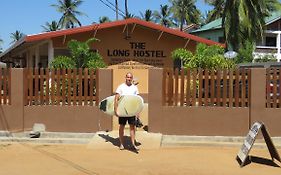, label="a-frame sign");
[236,121,281,167]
